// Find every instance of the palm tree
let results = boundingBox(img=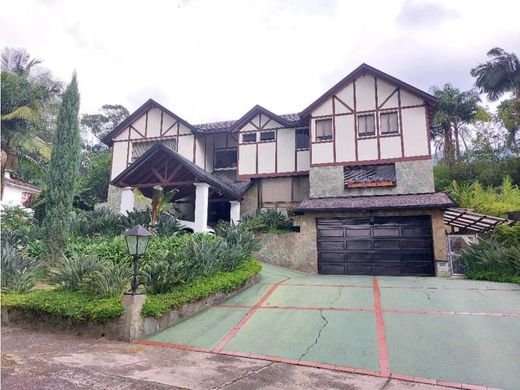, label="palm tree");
[471,48,520,154]
[431,84,481,164]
